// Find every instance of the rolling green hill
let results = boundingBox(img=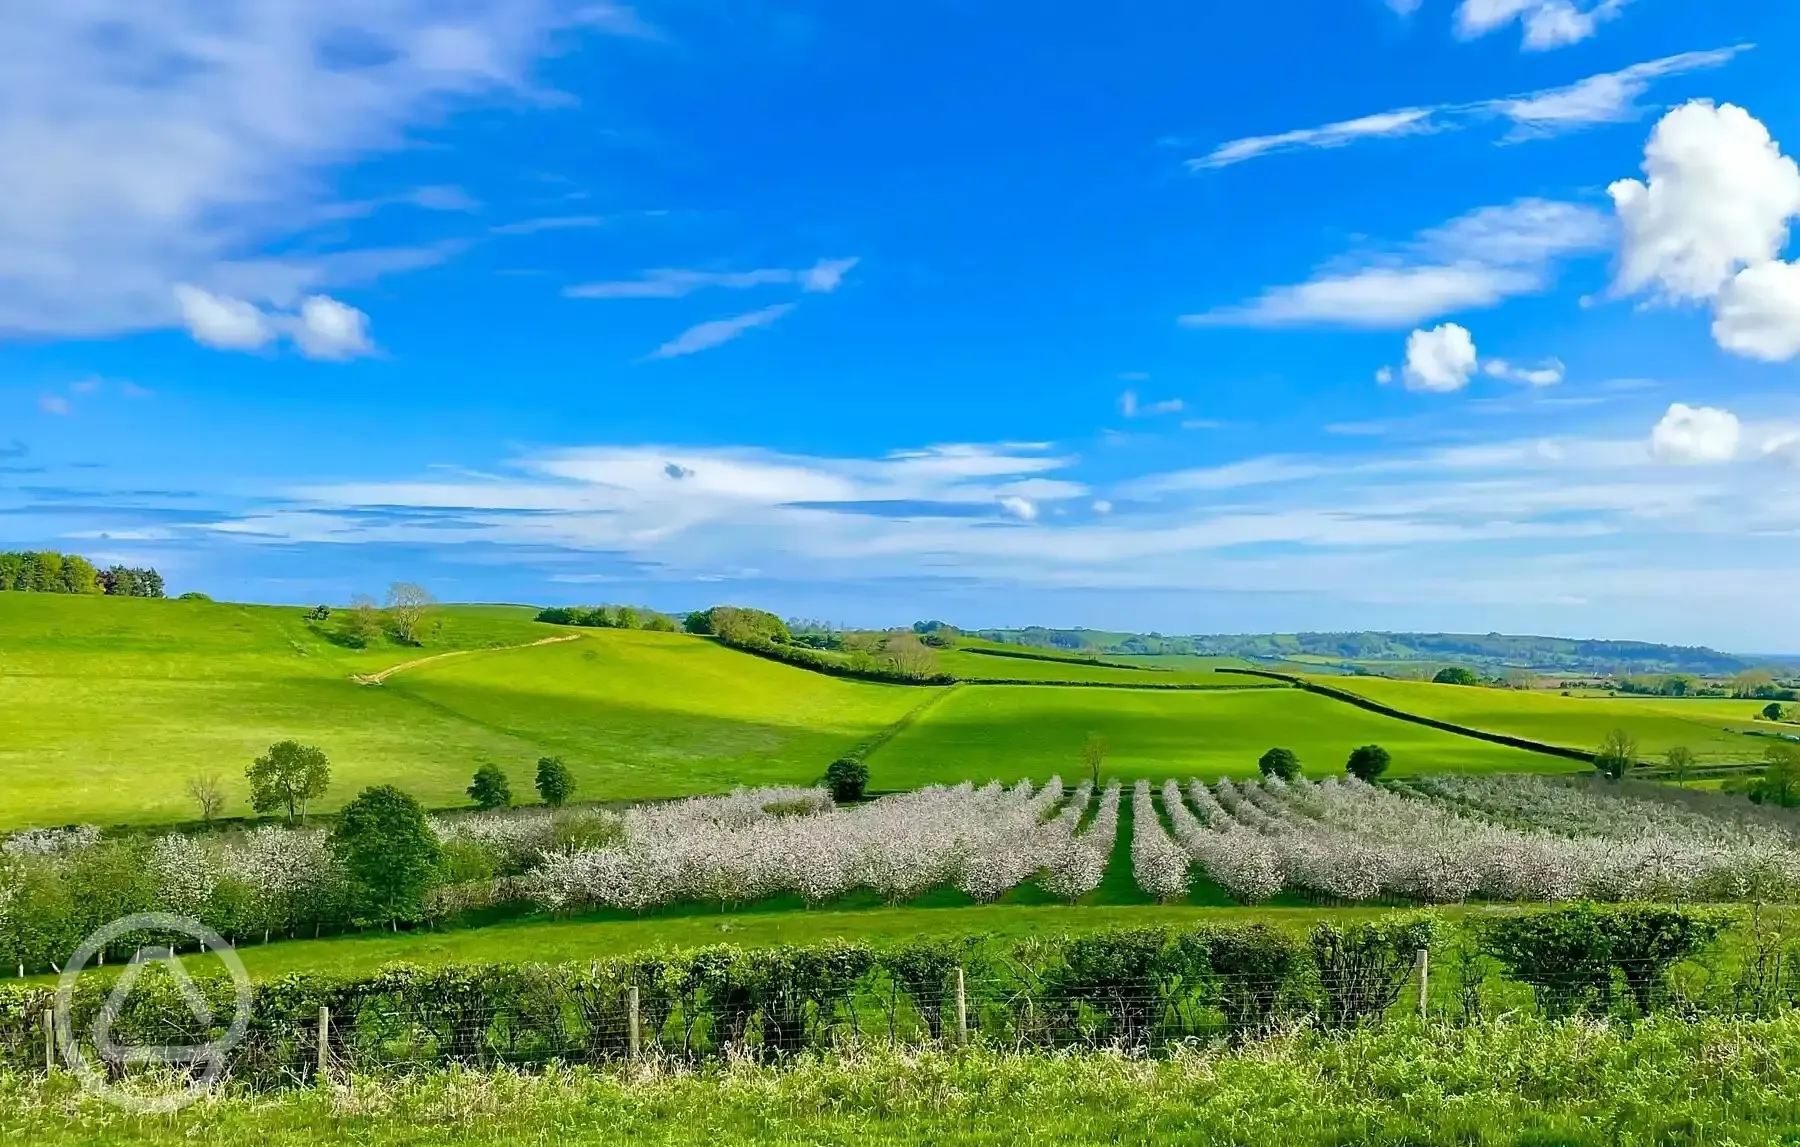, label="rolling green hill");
[862,683,1572,785]
[0,594,922,829]
[1319,676,1769,763]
